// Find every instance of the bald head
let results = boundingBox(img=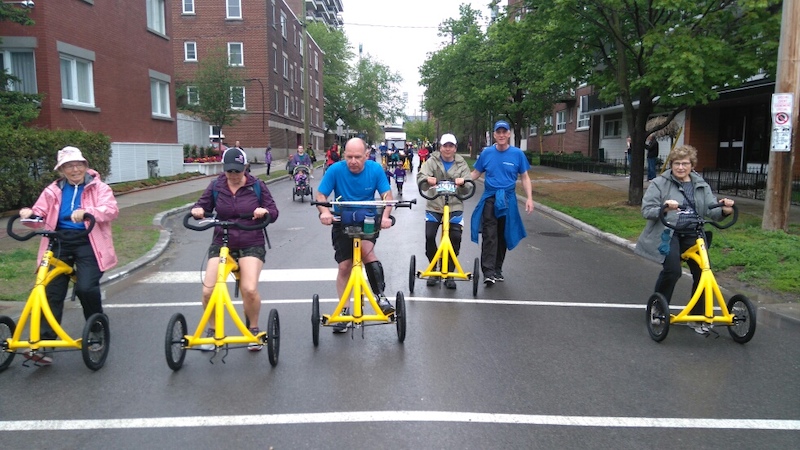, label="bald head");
[343,138,369,174]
